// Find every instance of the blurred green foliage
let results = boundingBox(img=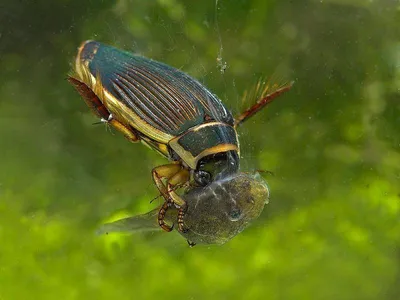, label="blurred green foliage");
[0,0,399,299]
